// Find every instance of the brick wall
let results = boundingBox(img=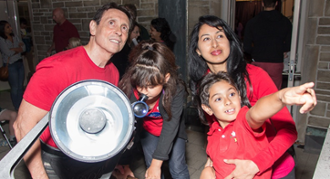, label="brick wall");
[187,0,221,36]
[30,0,157,62]
[297,0,330,141]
